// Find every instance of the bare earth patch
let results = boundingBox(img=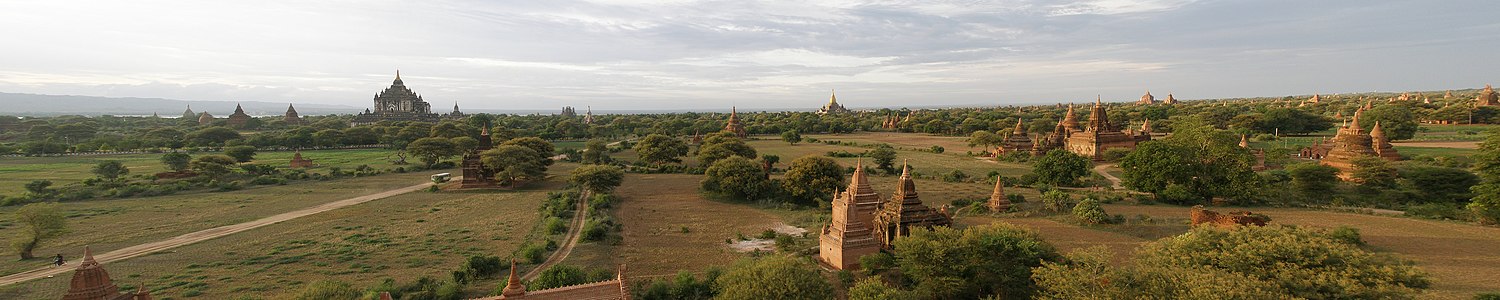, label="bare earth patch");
[613,173,785,277]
